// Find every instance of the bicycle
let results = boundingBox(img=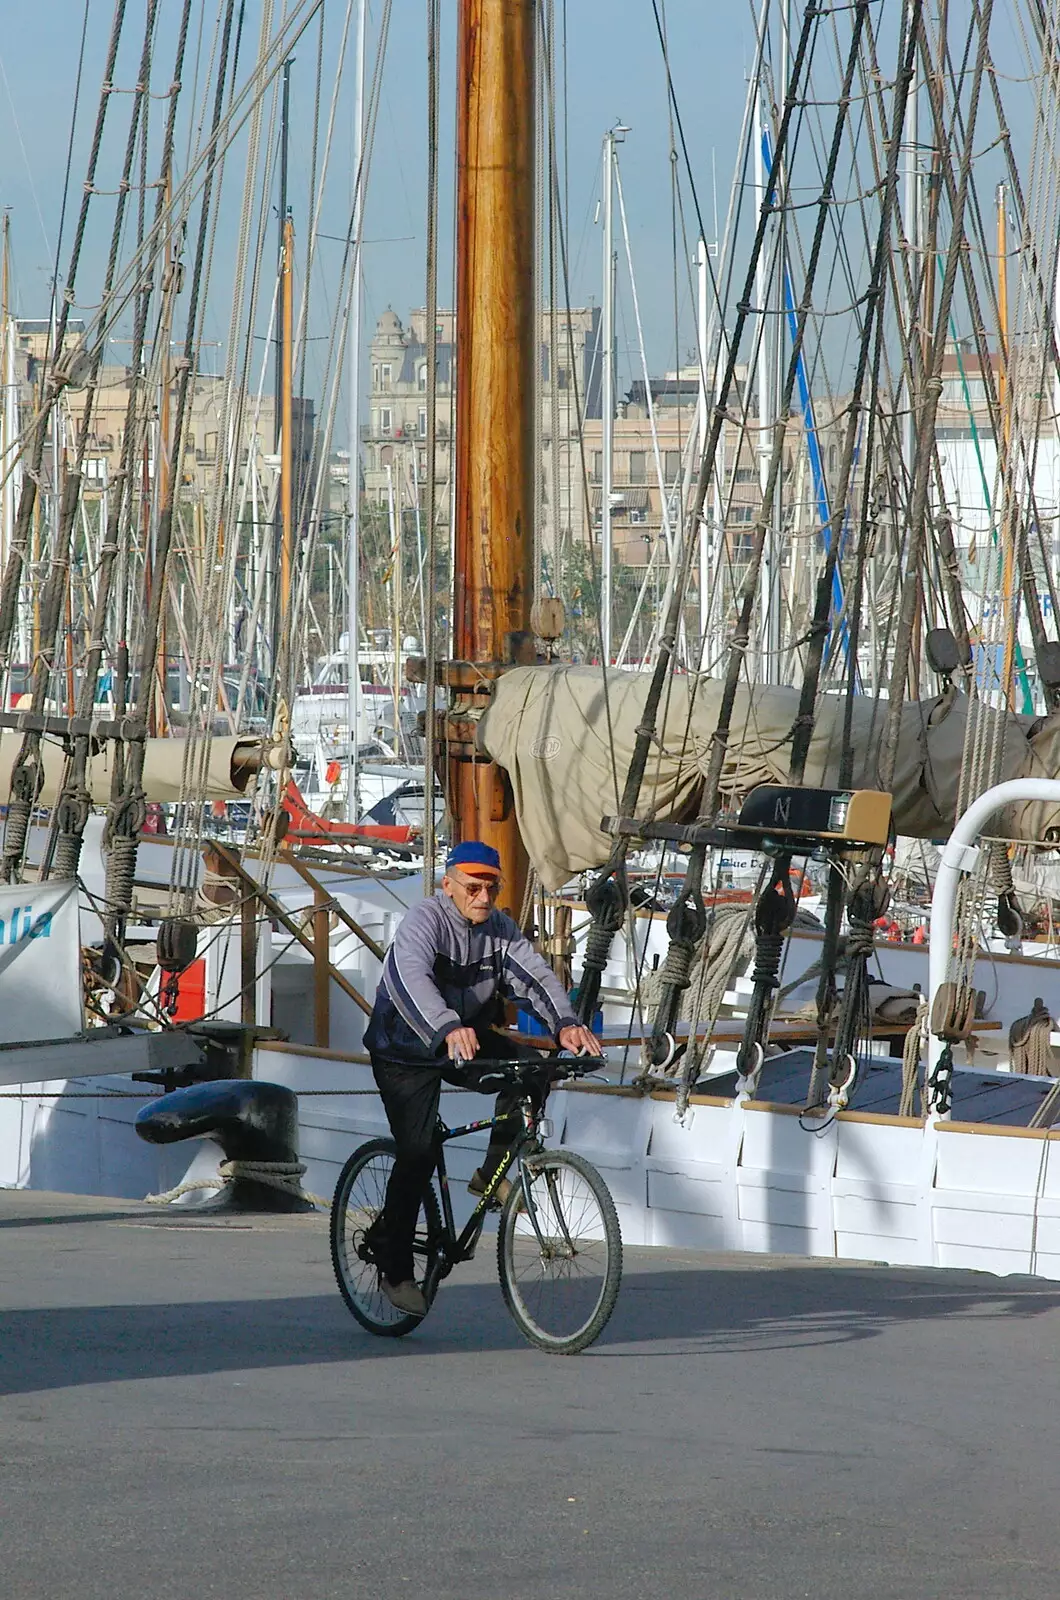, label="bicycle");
[329,1055,623,1354]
